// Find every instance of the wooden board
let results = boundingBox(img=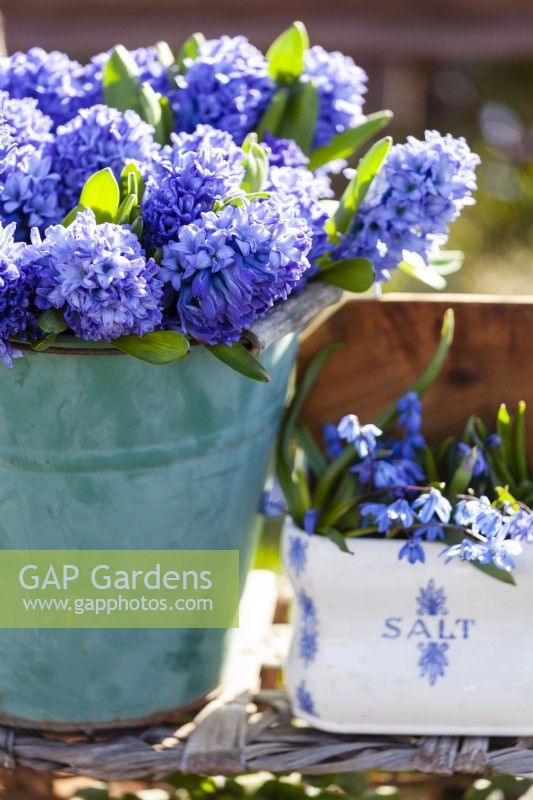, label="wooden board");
[298,294,533,453]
